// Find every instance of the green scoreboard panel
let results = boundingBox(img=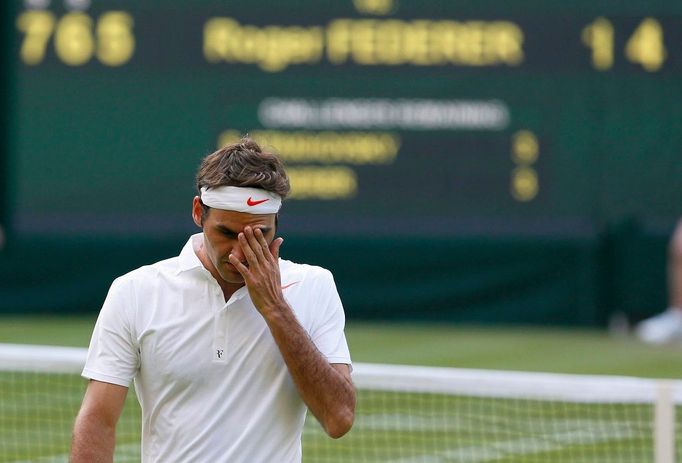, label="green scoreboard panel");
[8,0,682,238]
